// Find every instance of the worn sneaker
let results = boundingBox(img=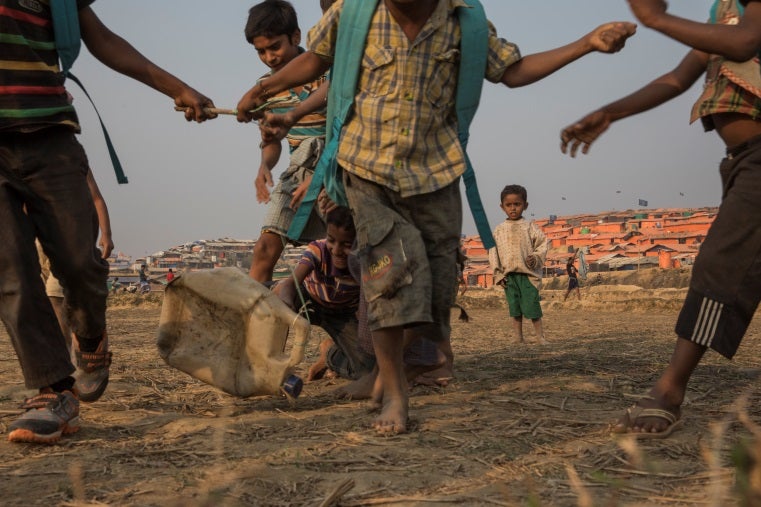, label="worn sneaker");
[72,331,112,402]
[8,389,80,444]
